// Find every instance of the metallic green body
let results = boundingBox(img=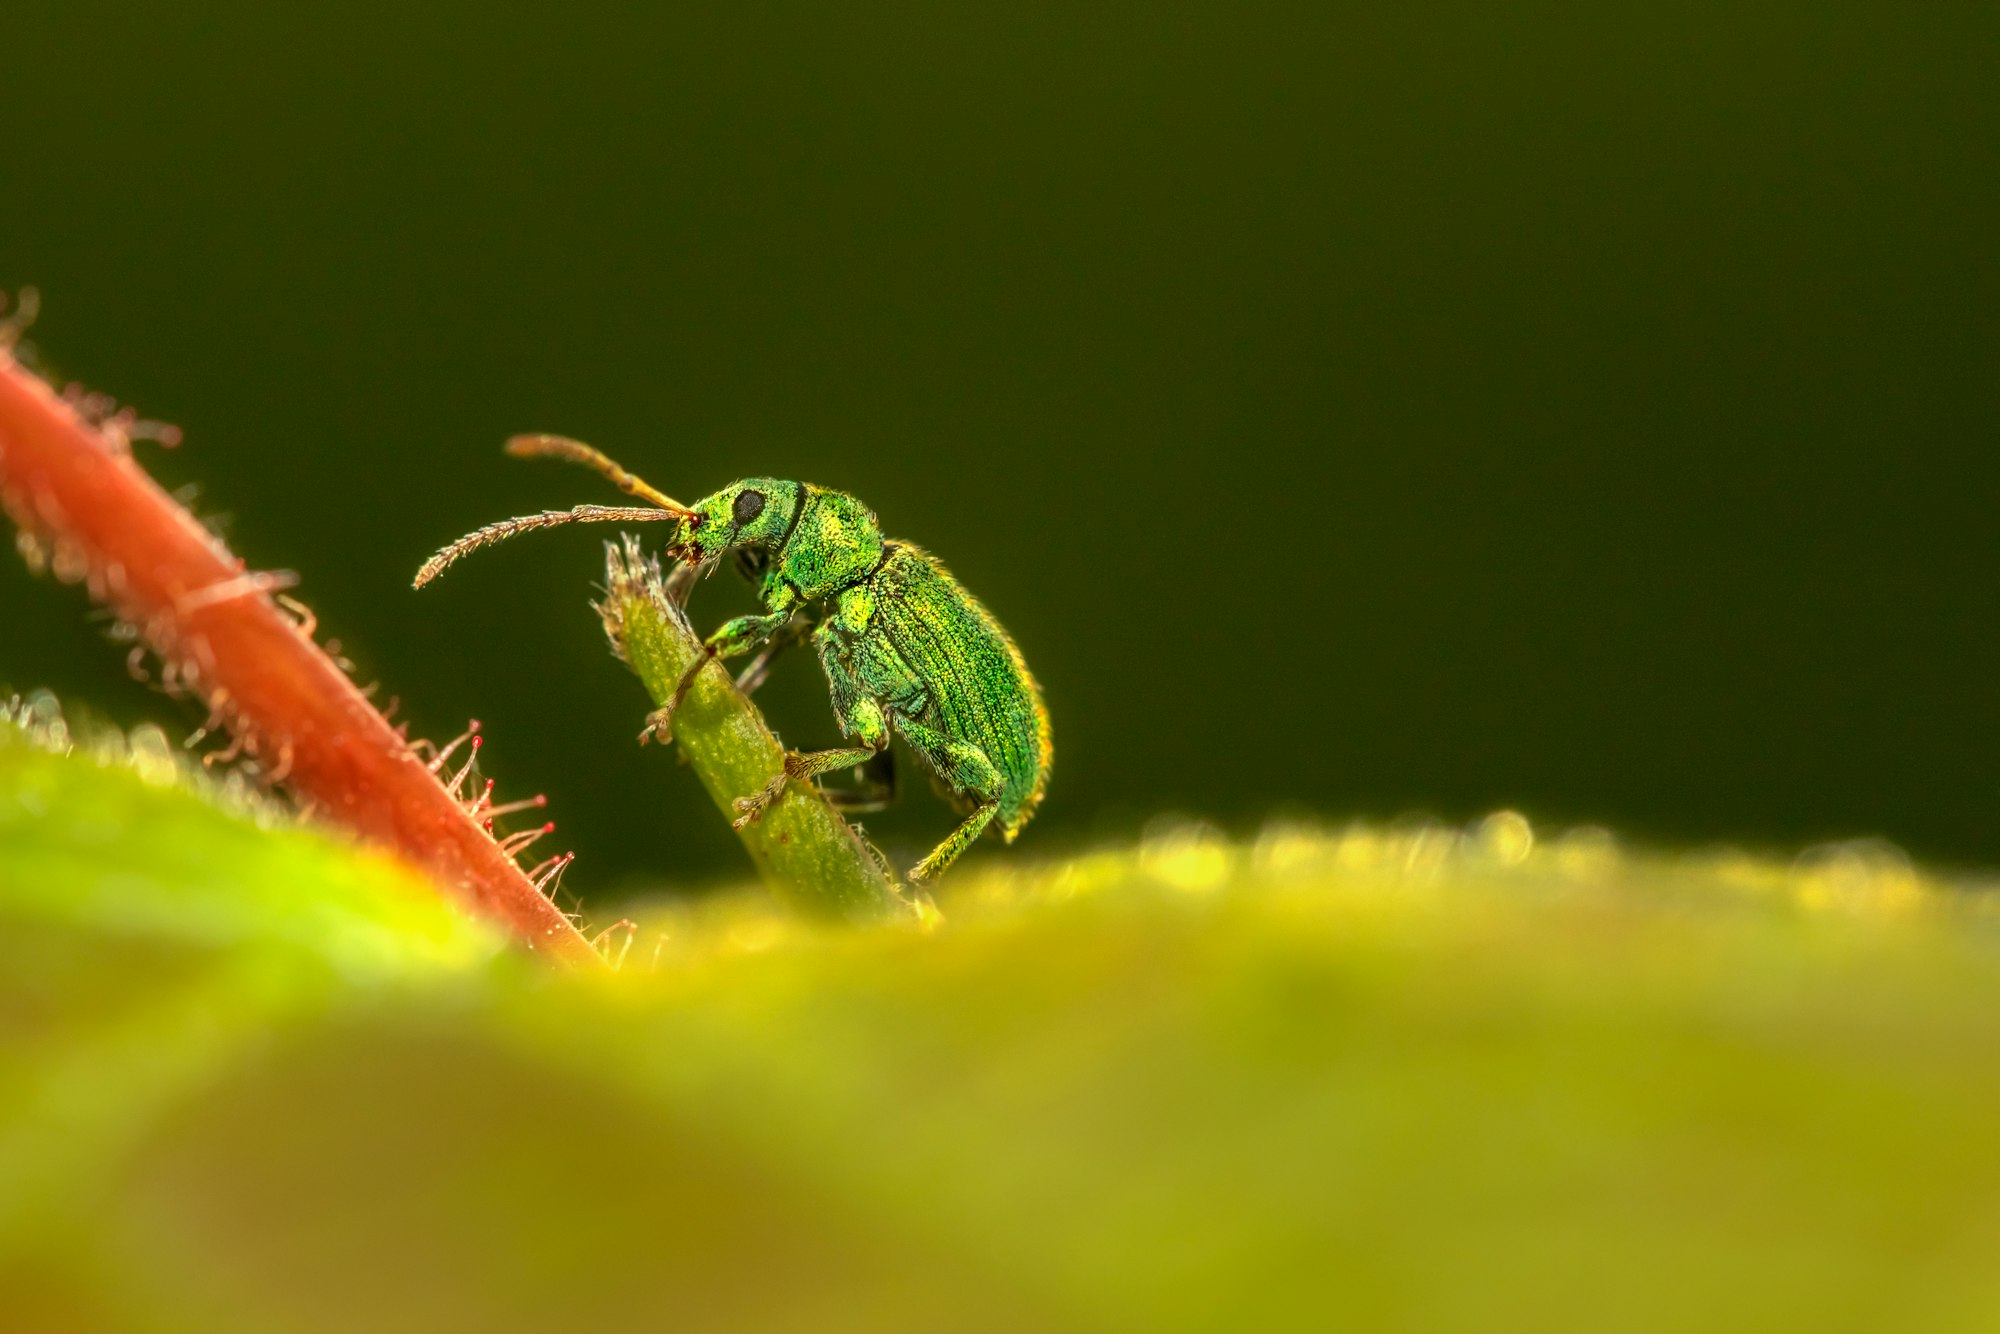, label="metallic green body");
[676,479,1051,882]
[413,436,1050,886]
